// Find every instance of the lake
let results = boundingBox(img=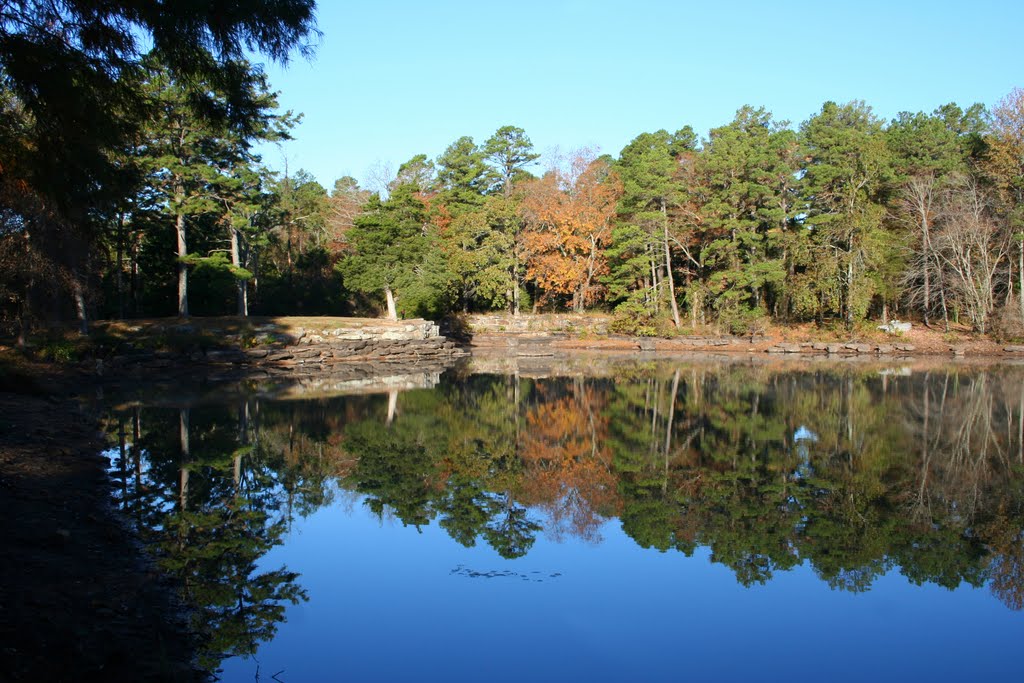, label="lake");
[101,357,1024,681]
